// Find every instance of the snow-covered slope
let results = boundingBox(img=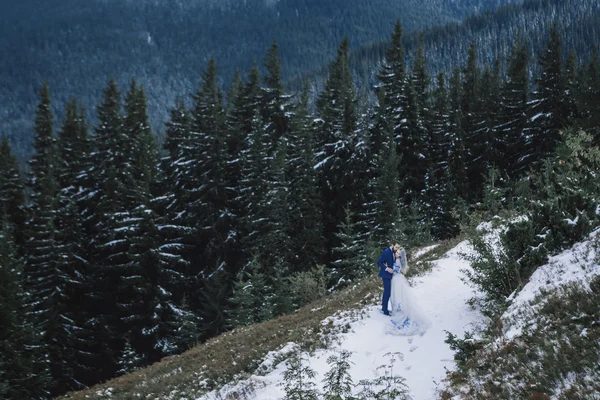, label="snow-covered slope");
[502,228,600,340]
[199,242,485,400]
